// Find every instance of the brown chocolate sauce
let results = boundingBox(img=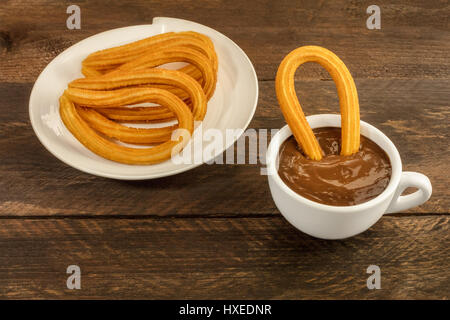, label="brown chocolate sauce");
[278,127,391,206]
